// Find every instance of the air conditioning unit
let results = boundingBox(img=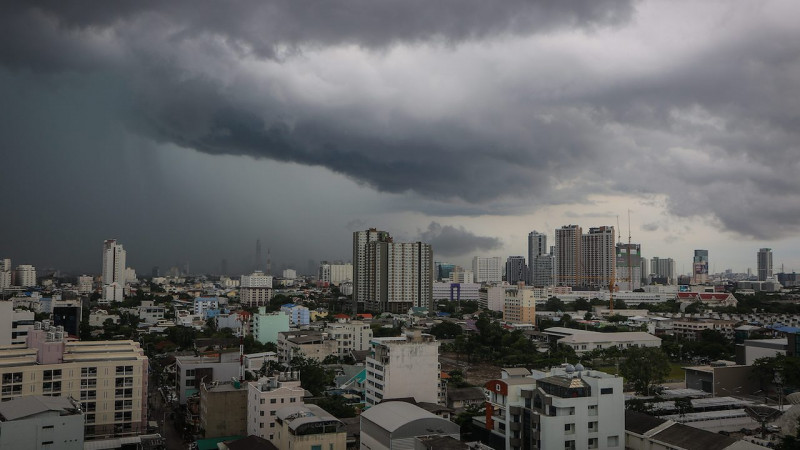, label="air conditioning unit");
[54,332,64,341]
[46,332,55,341]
